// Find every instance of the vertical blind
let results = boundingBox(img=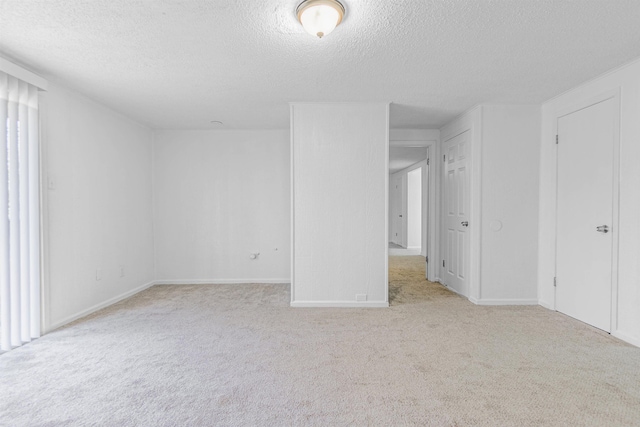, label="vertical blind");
[0,70,41,352]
